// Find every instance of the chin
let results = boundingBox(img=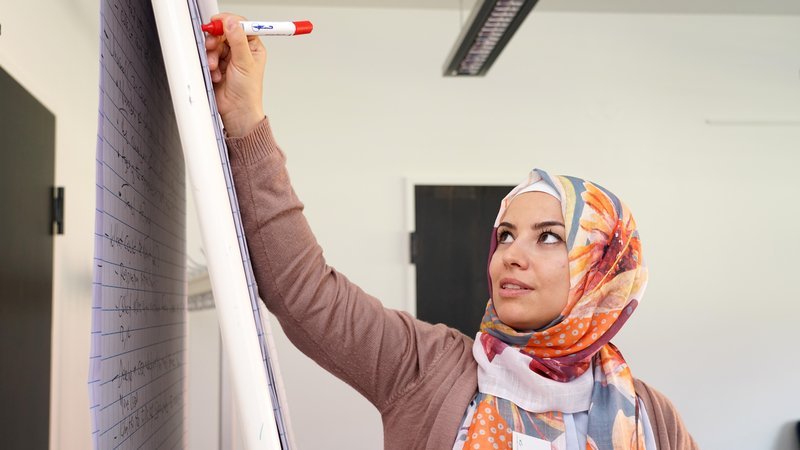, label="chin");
[494,296,563,332]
